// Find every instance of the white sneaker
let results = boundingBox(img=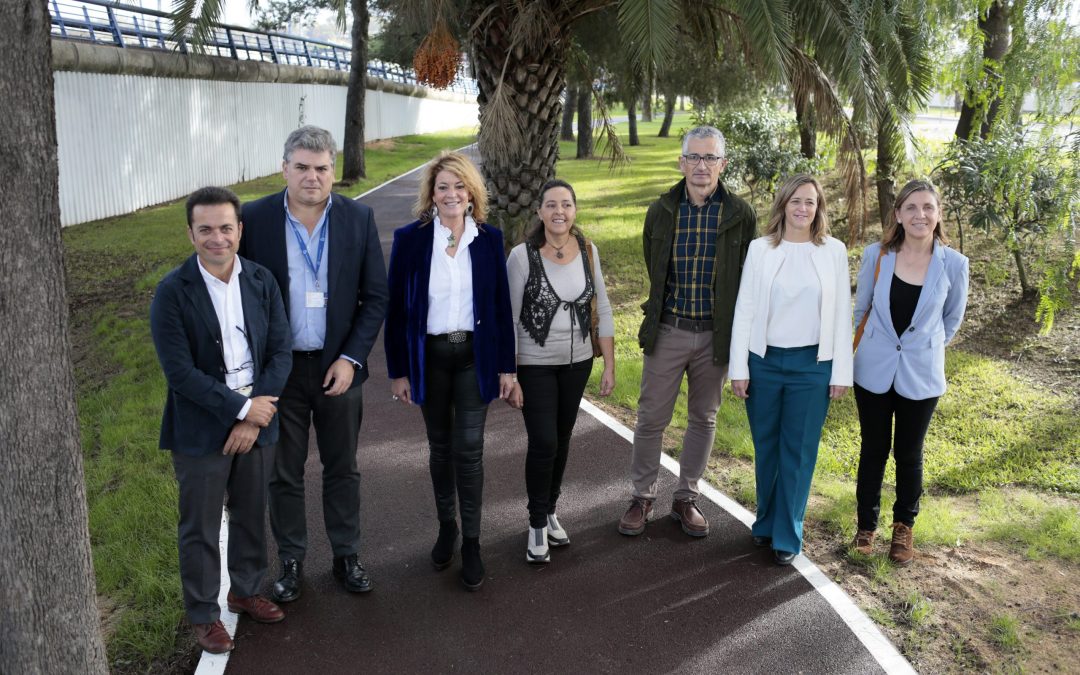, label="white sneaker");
[526,526,550,564]
[546,514,570,547]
